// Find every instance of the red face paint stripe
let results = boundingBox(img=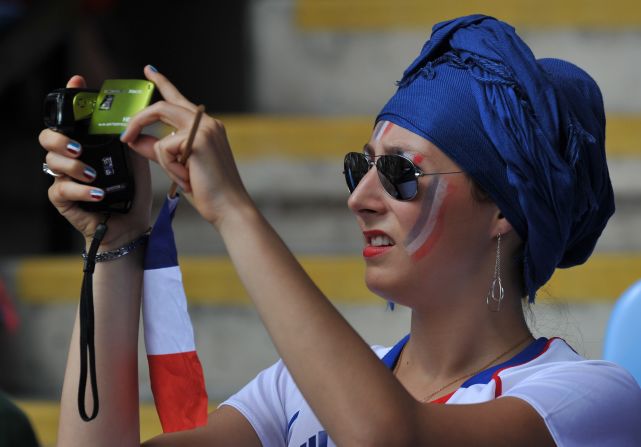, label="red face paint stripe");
[412,154,424,164]
[405,176,441,245]
[410,183,455,261]
[410,205,446,261]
